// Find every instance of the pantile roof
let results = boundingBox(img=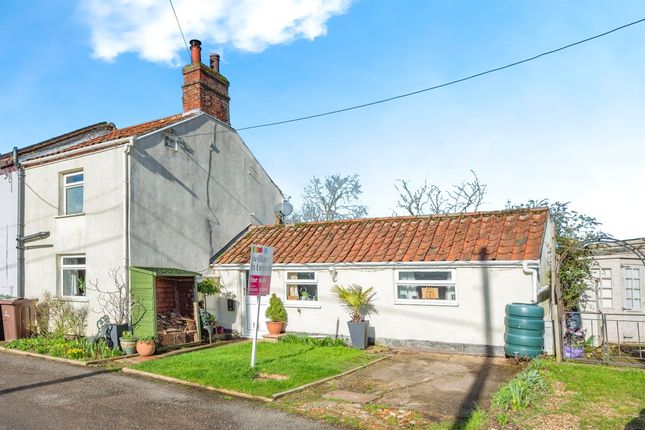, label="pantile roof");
[25,113,195,162]
[215,208,550,265]
[0,122,115,169]
[1,113,197,170]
